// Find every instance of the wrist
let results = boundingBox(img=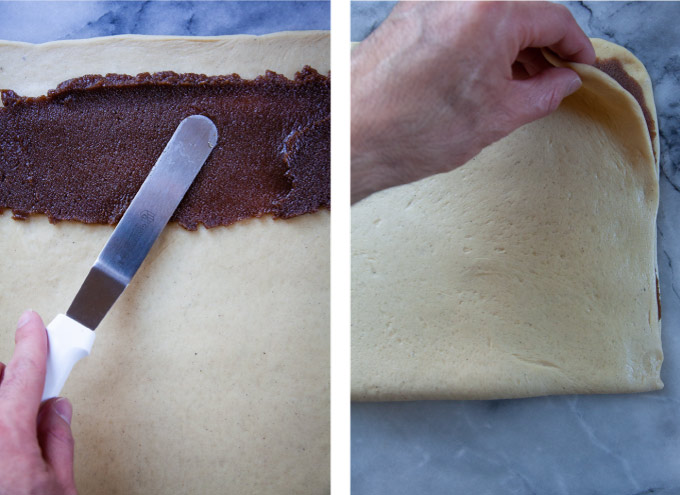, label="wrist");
[351,146,393,204]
